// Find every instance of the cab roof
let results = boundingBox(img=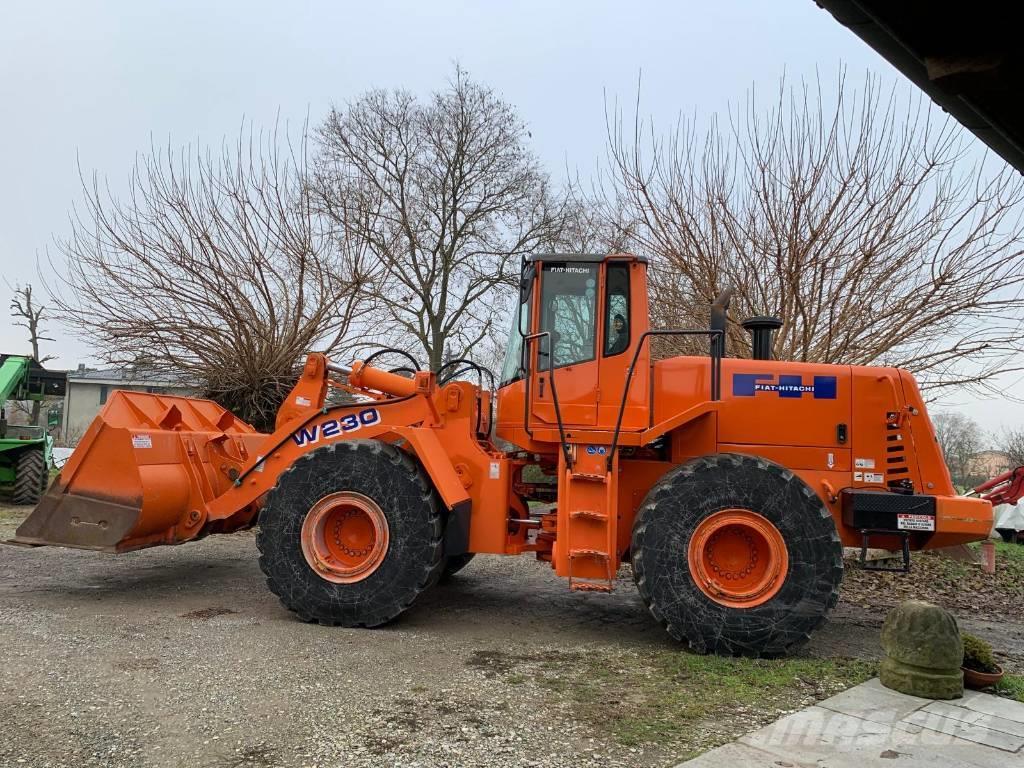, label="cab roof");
[527,253,648,264]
